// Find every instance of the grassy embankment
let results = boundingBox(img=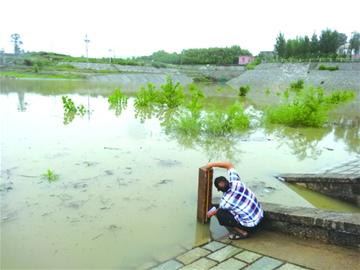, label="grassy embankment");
[0,52,138,79]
